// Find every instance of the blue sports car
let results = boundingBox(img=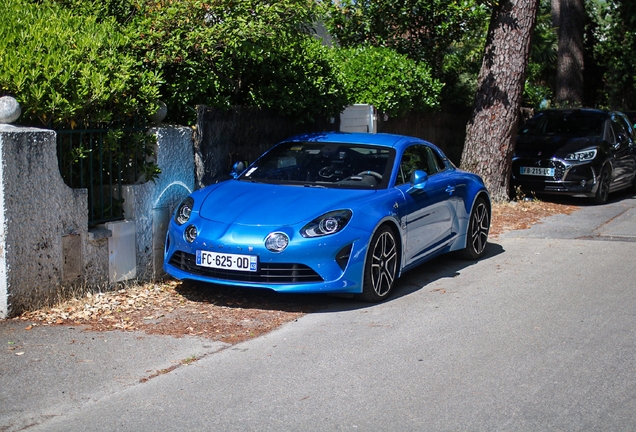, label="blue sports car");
[164,132,490,302]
